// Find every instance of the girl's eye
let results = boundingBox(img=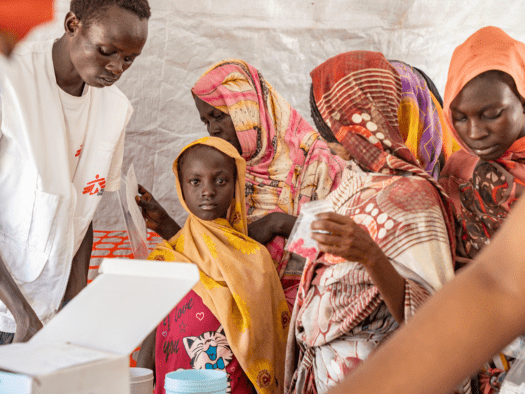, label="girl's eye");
[189,179,199,186]
[215,112,224,120]
[216,179,226,185]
